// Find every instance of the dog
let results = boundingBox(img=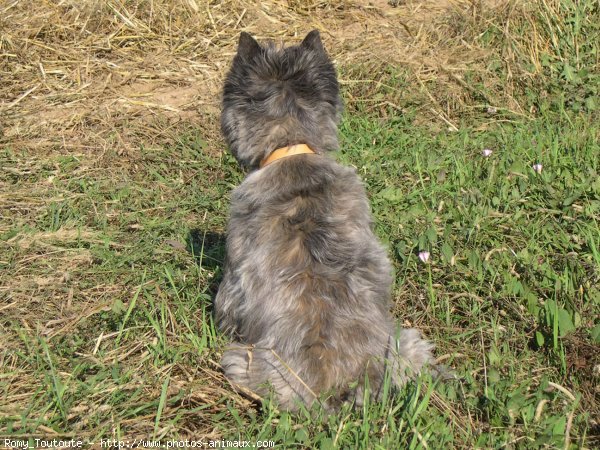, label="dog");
[215,30,435,411]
